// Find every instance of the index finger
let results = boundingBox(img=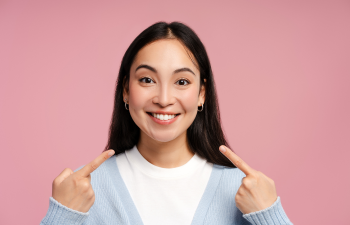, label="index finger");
[219,145,255,175]
[76,149,115,177]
